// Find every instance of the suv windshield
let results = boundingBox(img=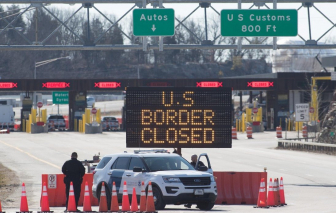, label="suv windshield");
[48,115,64,120]
[103,117,117,121]
[143,156,194,171]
